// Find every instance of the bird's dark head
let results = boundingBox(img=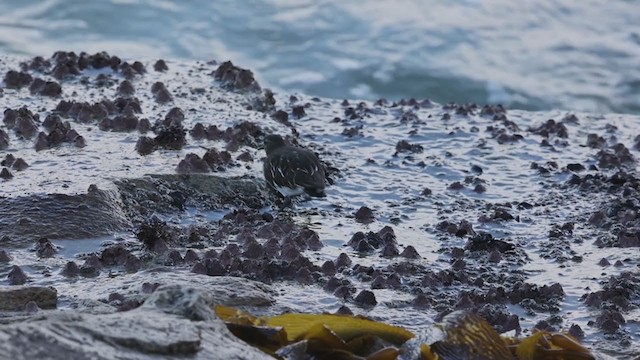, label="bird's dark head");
[264,134,286,155]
